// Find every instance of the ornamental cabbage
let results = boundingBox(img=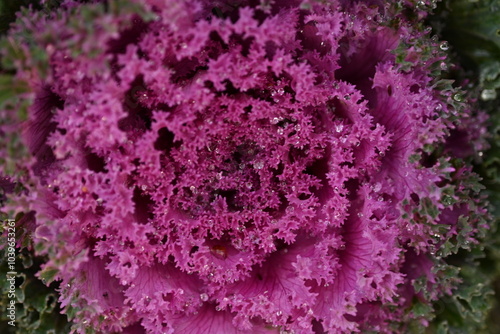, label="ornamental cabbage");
[0,0,490,333]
